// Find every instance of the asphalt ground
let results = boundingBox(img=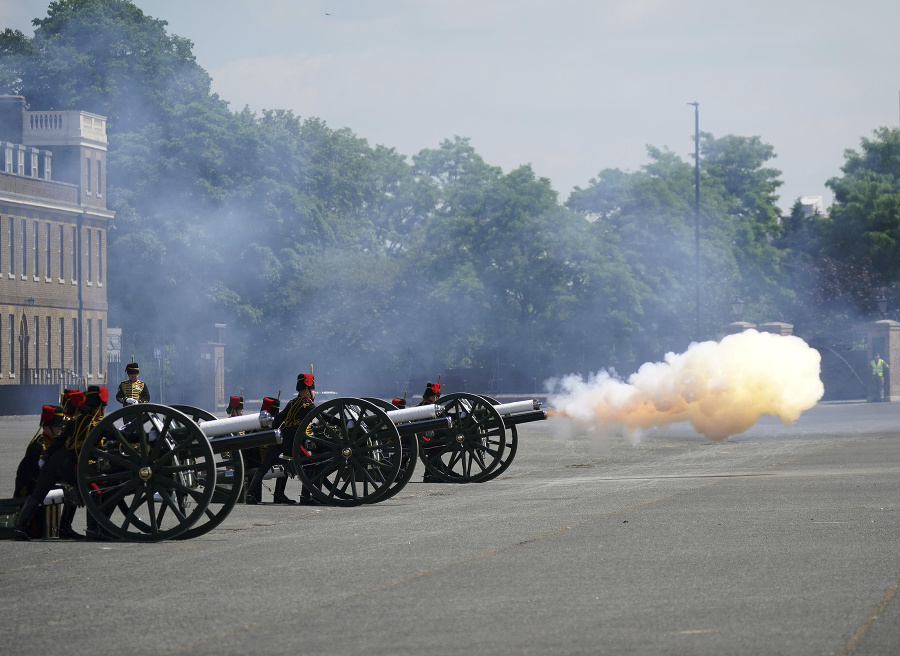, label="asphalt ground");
[1,400,899,656]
